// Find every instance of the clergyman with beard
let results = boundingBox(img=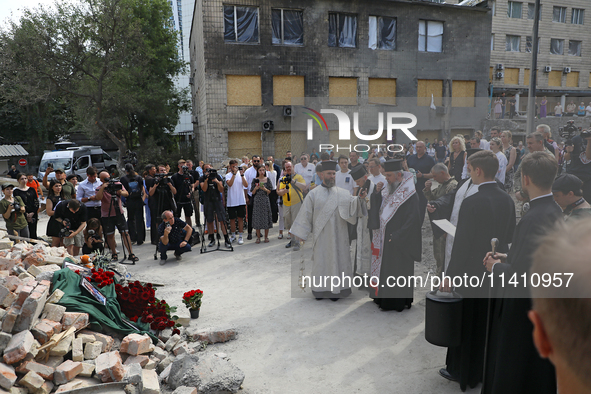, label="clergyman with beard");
[290,161,368,300]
